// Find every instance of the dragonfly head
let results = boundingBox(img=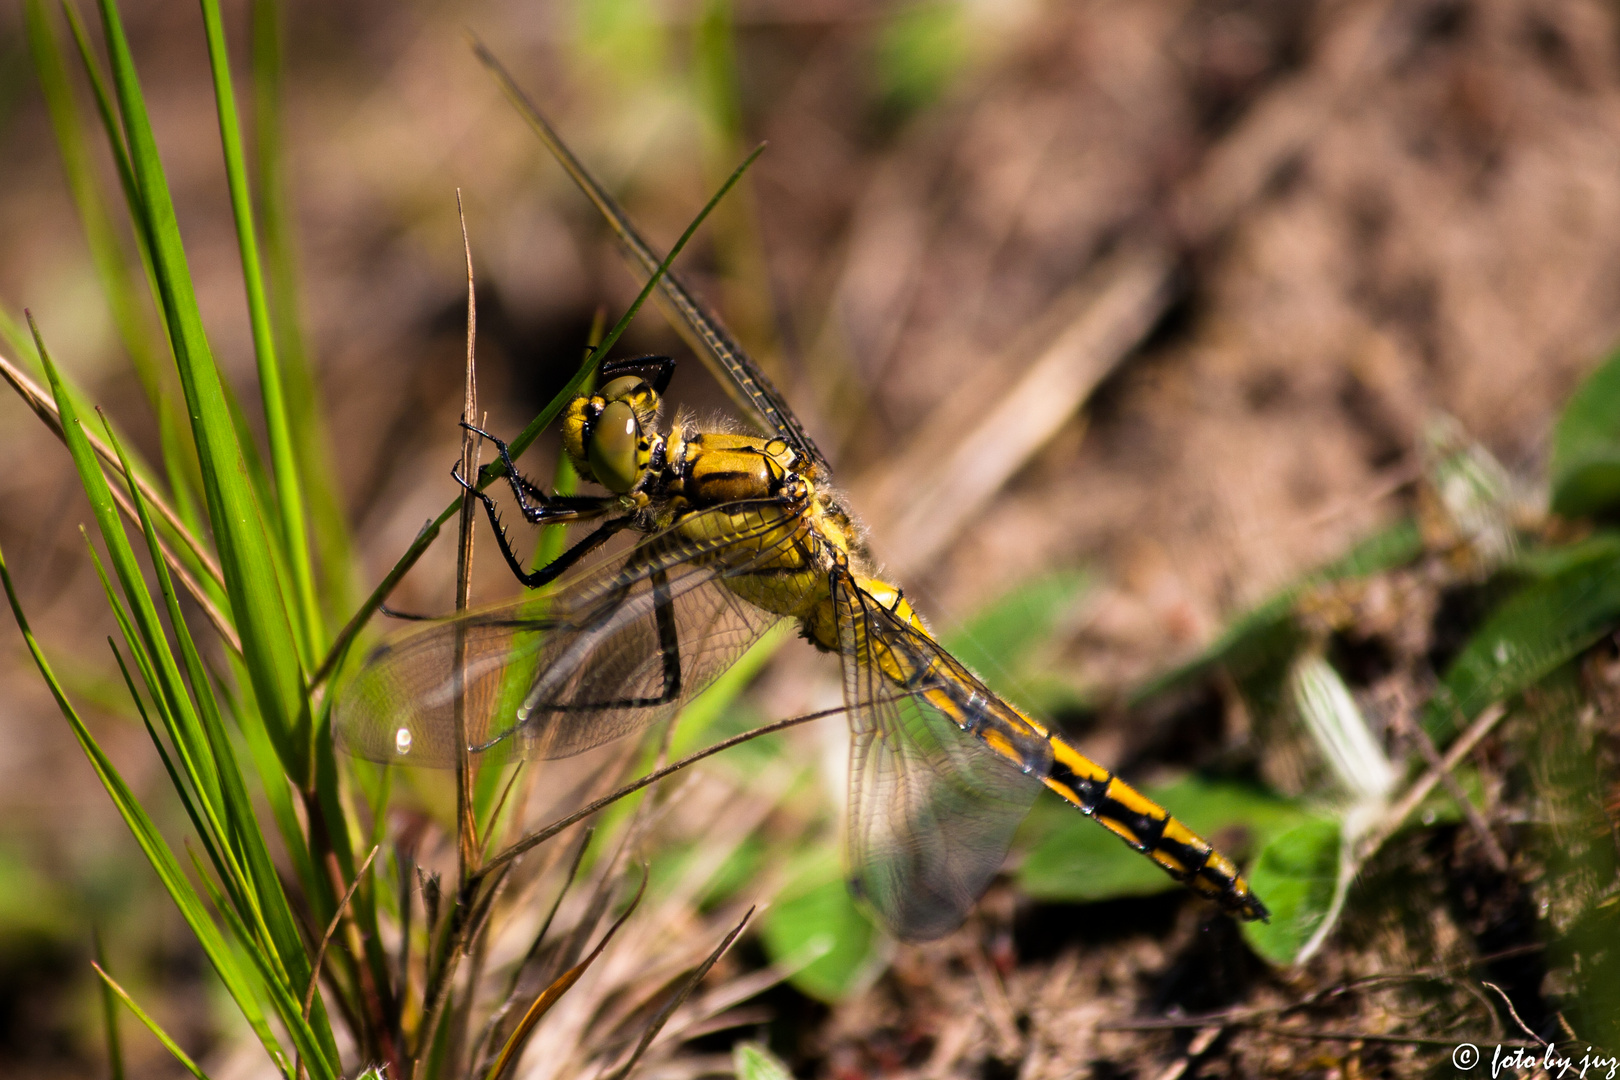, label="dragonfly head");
[564,374,664,494]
